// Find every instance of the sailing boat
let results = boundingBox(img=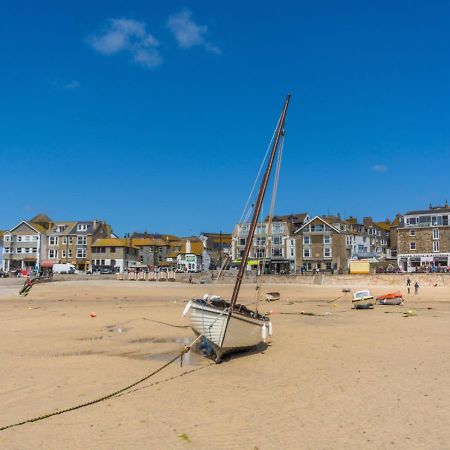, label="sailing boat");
[182,95,291,363]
